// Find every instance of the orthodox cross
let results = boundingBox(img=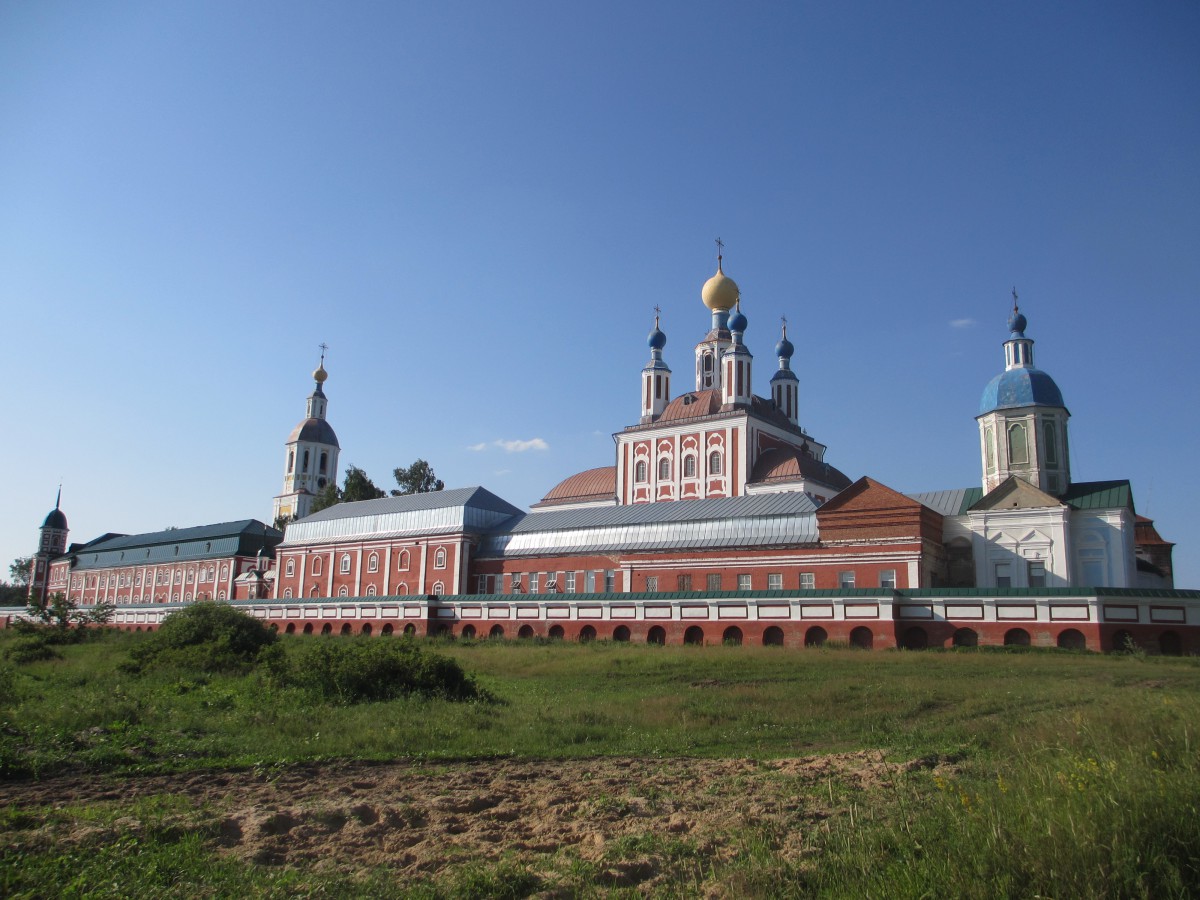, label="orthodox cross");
[781,315,788,337]
[1011,288,1019,311]
[715,236,724,264]
[318,342,329,365]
